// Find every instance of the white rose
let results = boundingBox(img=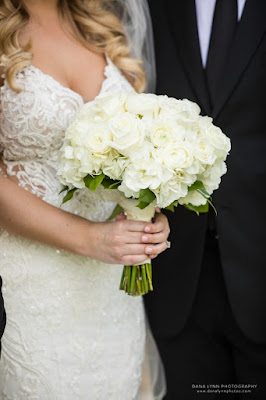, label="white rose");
[155,142,194,171]
[195,139,217,165]
[95,92,127,118]
[64,145,75,159]
[150,118,186,147]
[122,159,172,193]
[66,117,111,151]
[200,160,227,194]
[154,179,188,208]
[78,150,105,176]
[186,160,202,175]
[183,127,200,143]
[174,170,197,187]
[72,146,86,161]
[66,121,111,156]
[108,112,145,152]
[58,158,85,189]
[68,102,101,129]
[103,155,129,180]
[65,119,90,145]
[118,181,140,199]
[125,92,160,119]
[159,97,201,120]
[126,141,154,163]
[198,117,231,158]
[60,141,75,159]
